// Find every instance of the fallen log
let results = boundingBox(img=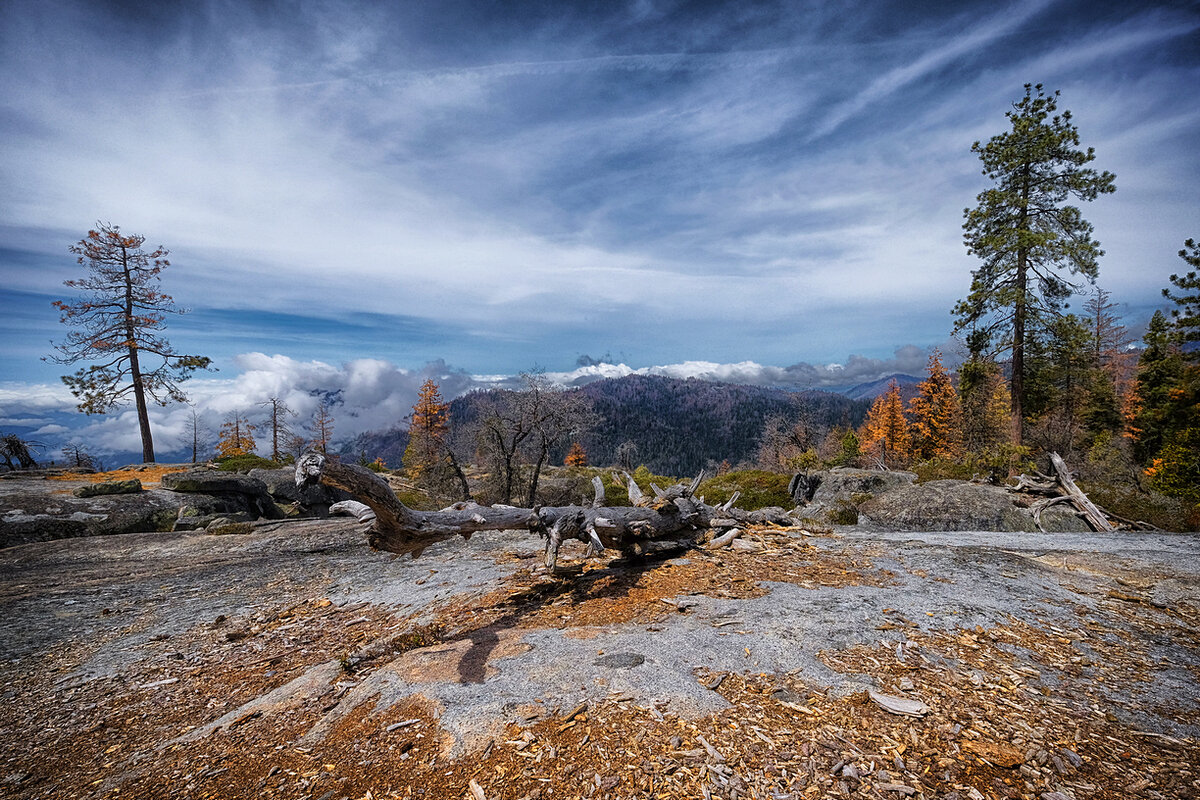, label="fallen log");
[1047,452,1114,533]
[295,452,790,568]
[1008,452,1116,533]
